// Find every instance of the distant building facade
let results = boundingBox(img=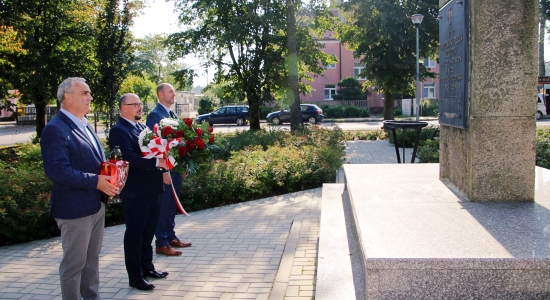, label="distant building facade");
[301,30,440,114]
